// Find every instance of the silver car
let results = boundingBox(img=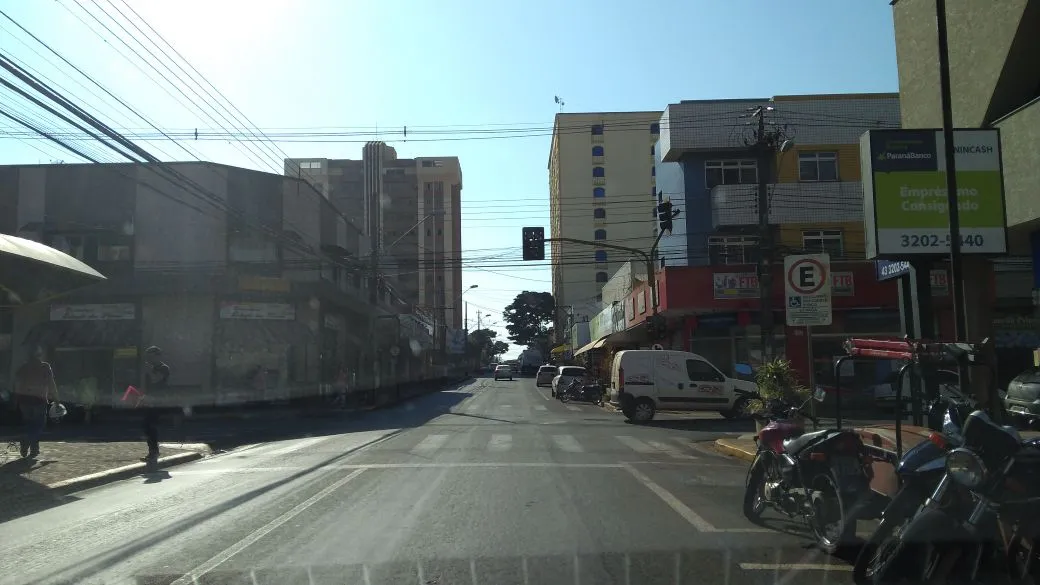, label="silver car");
[551,366,586,397]
[535,365,557,387]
